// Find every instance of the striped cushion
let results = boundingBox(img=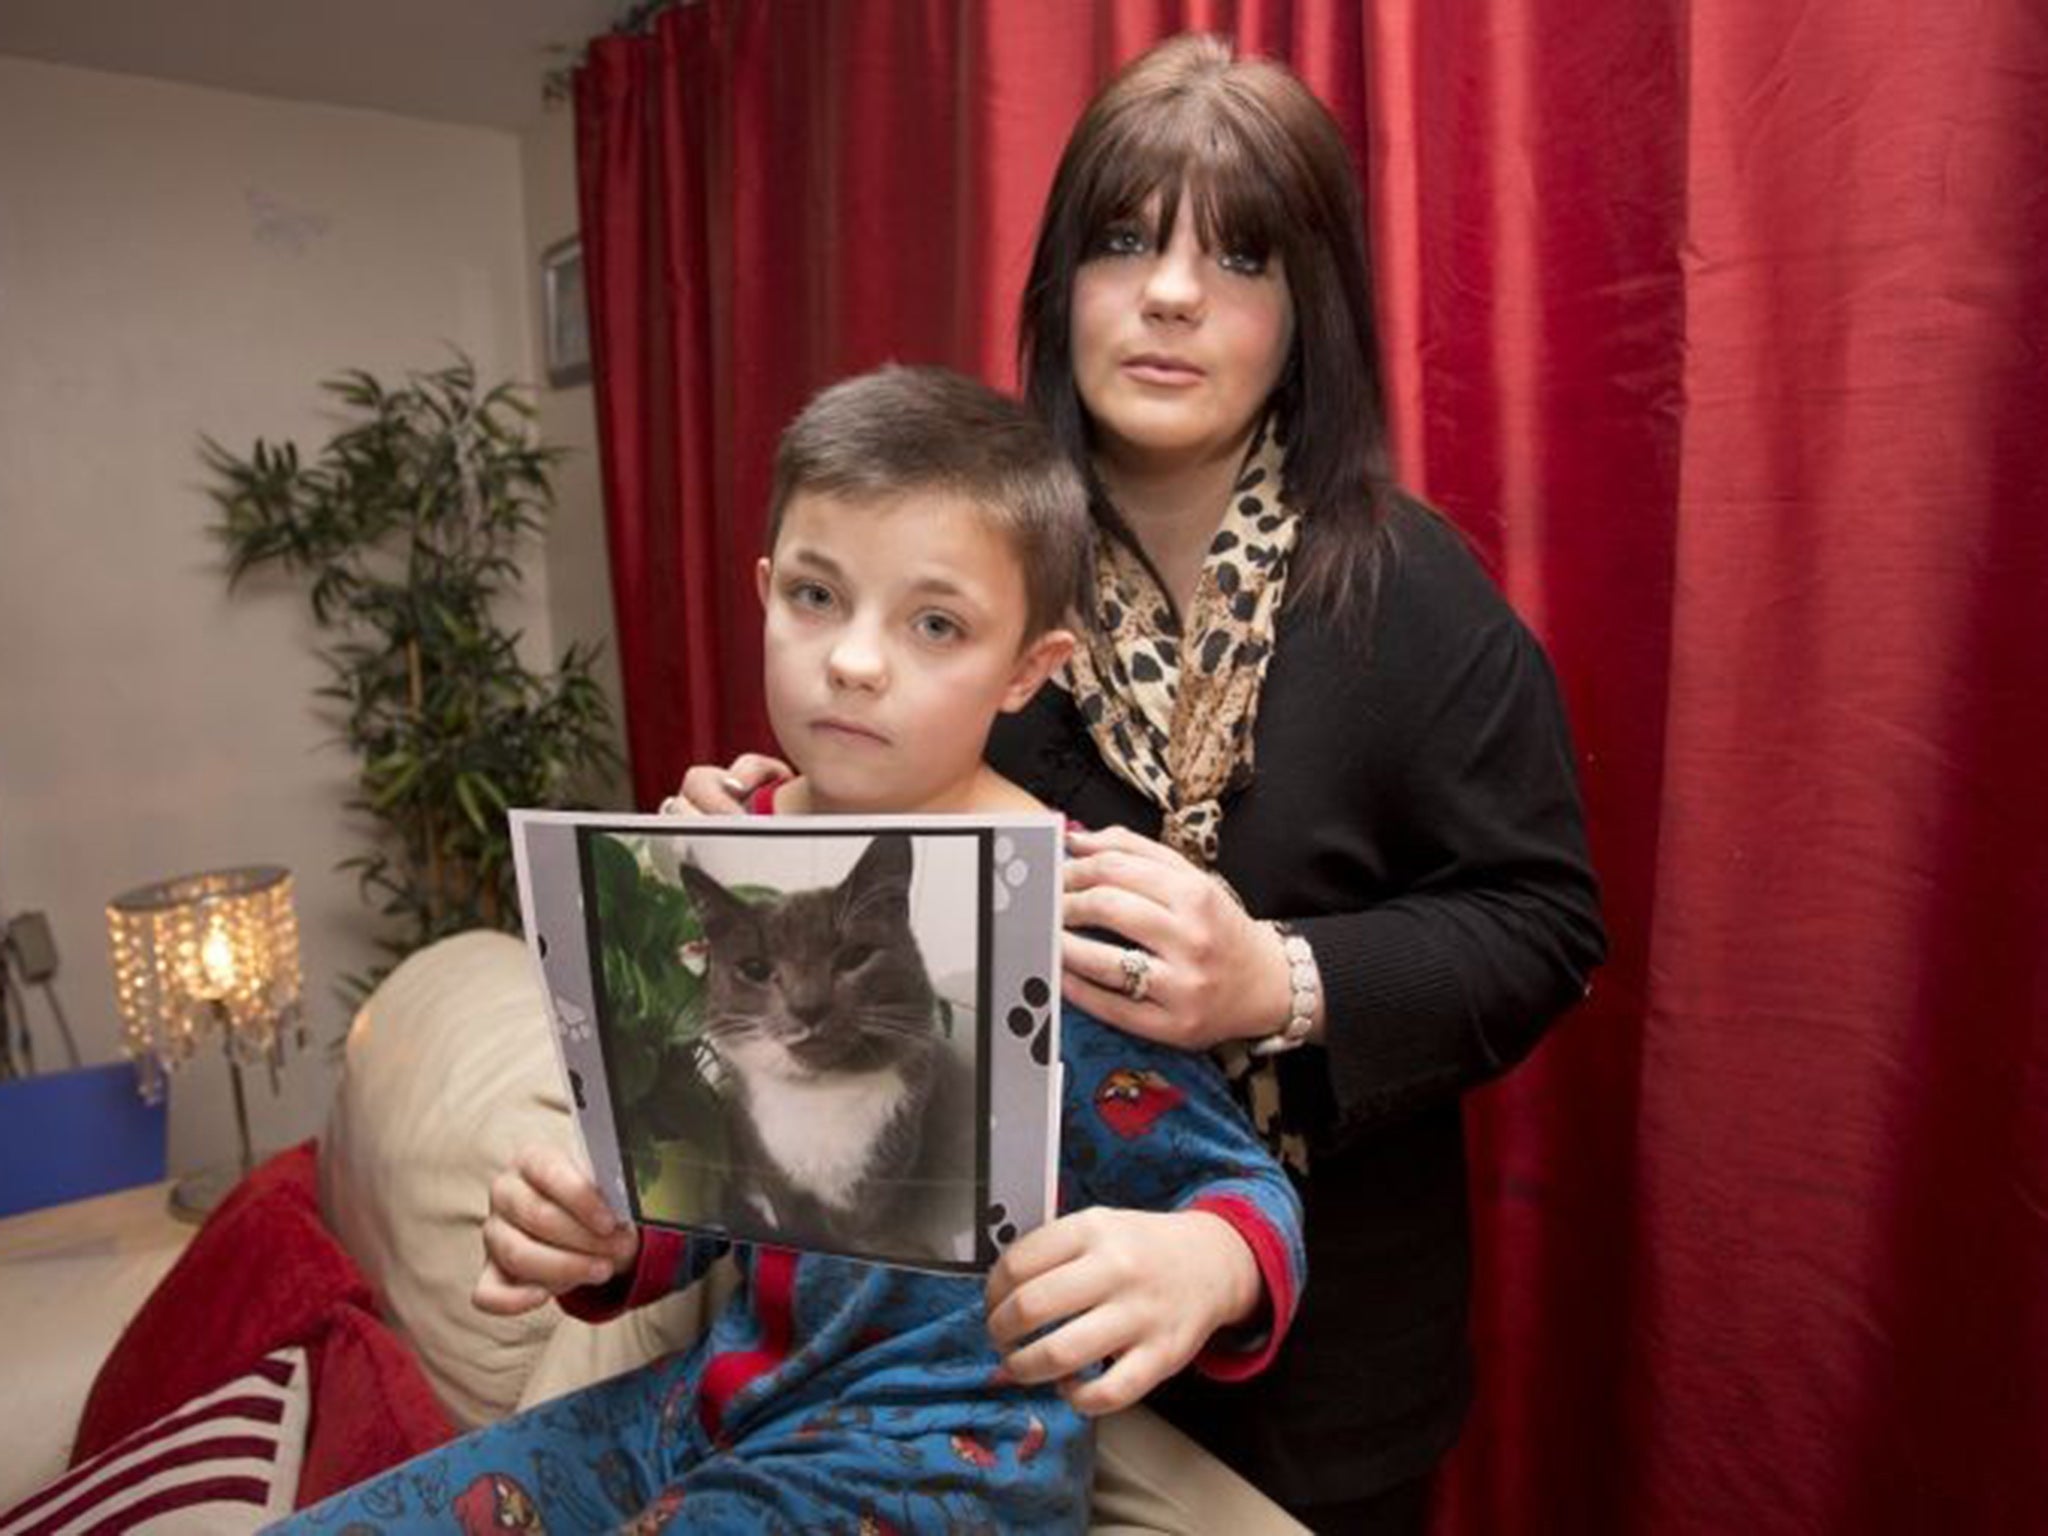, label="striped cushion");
[0,1348,308,1535]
